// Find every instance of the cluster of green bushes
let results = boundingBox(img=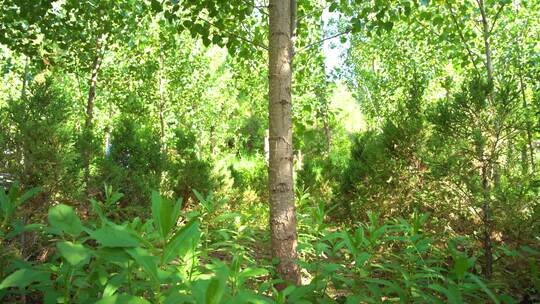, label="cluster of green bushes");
[0,79,217,206]
[3,185,536,303]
